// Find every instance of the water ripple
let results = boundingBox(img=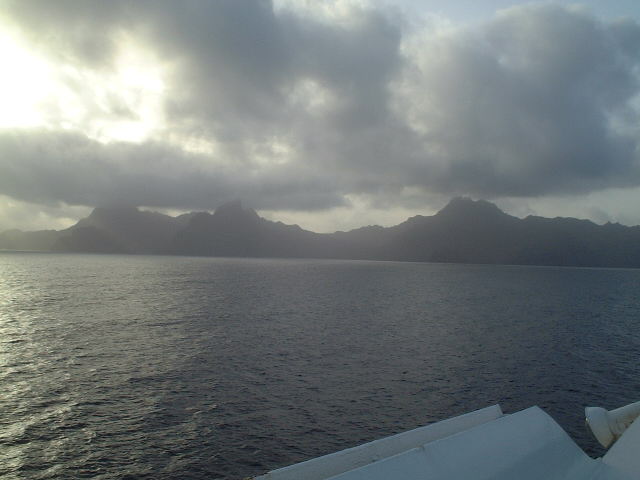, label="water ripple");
[1,254,640,478]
